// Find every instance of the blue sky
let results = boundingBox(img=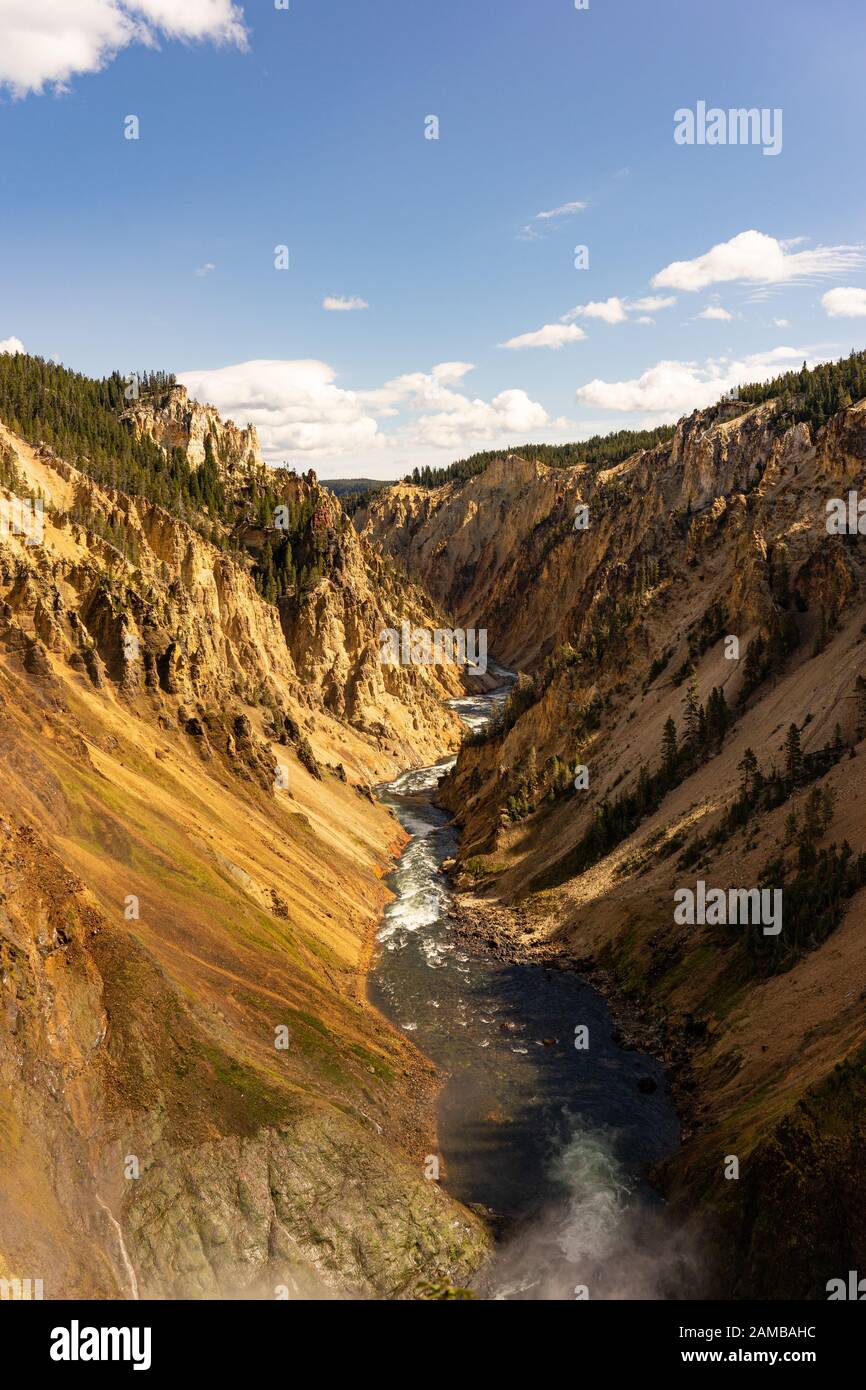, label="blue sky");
[2,0,866,477]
